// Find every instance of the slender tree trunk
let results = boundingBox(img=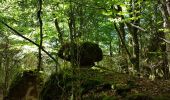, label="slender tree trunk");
[68,1,78,99]
[131,27,140,71]
[159,0,170,79]
[37,0,43,71]
[3,38,10,98]
[55,18,63,45]
[109,41,113,56]
[114,23,130,73]
[126,0,141,72]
